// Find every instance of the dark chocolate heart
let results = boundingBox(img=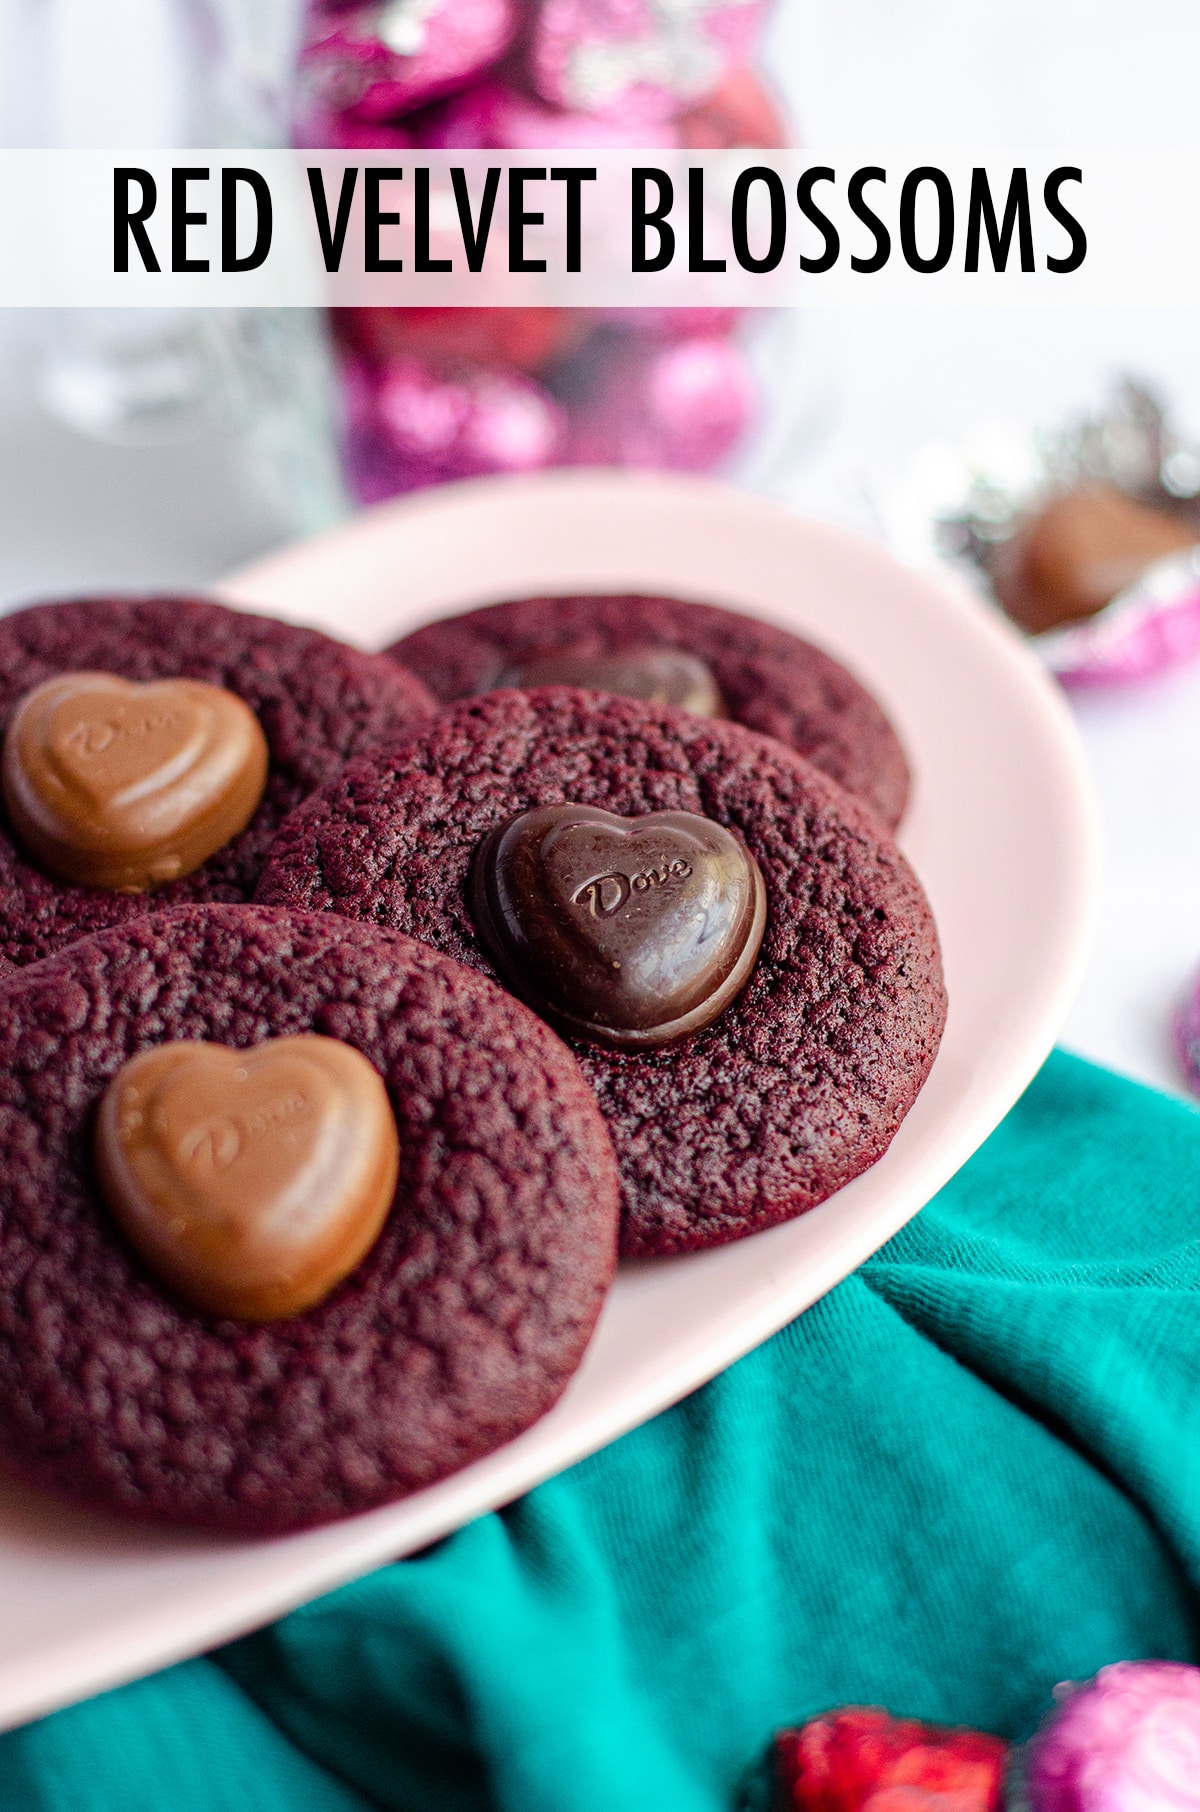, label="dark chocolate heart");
[506,646,726,718]
[469,804,766,1050]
